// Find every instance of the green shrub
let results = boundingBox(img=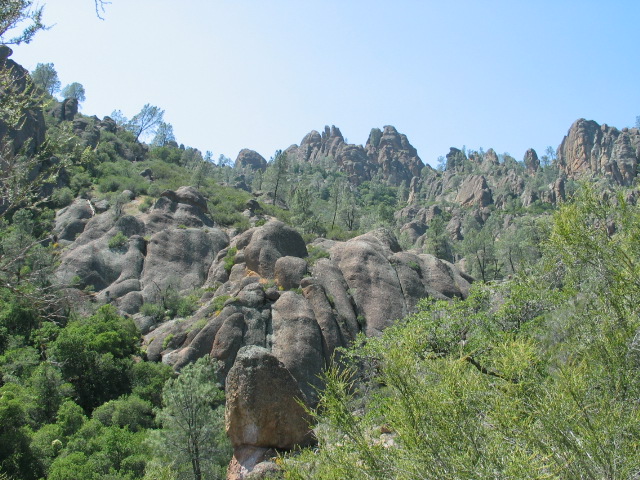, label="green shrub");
[162,334,174,350]
[138,196,154,212]
[211,295,231,313]
[108,231,128,249]
[140,303,164,321]
[224,247,238,274]
[51,187,74,207]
